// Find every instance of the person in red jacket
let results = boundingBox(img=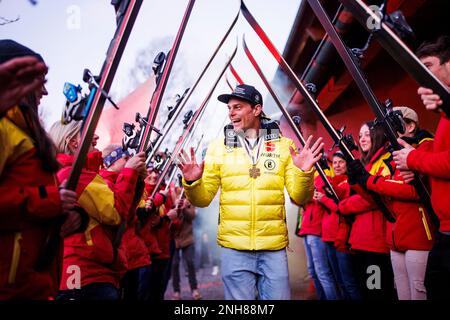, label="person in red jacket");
[339,122,396,300]
[0,40,80,299]
[298,174,340,300]
[317,152,361,300]
[48,121,143,300]
[101,144,149,300]
[393,36,450,299]
[136,165,175,301]
[355,107,435,300]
